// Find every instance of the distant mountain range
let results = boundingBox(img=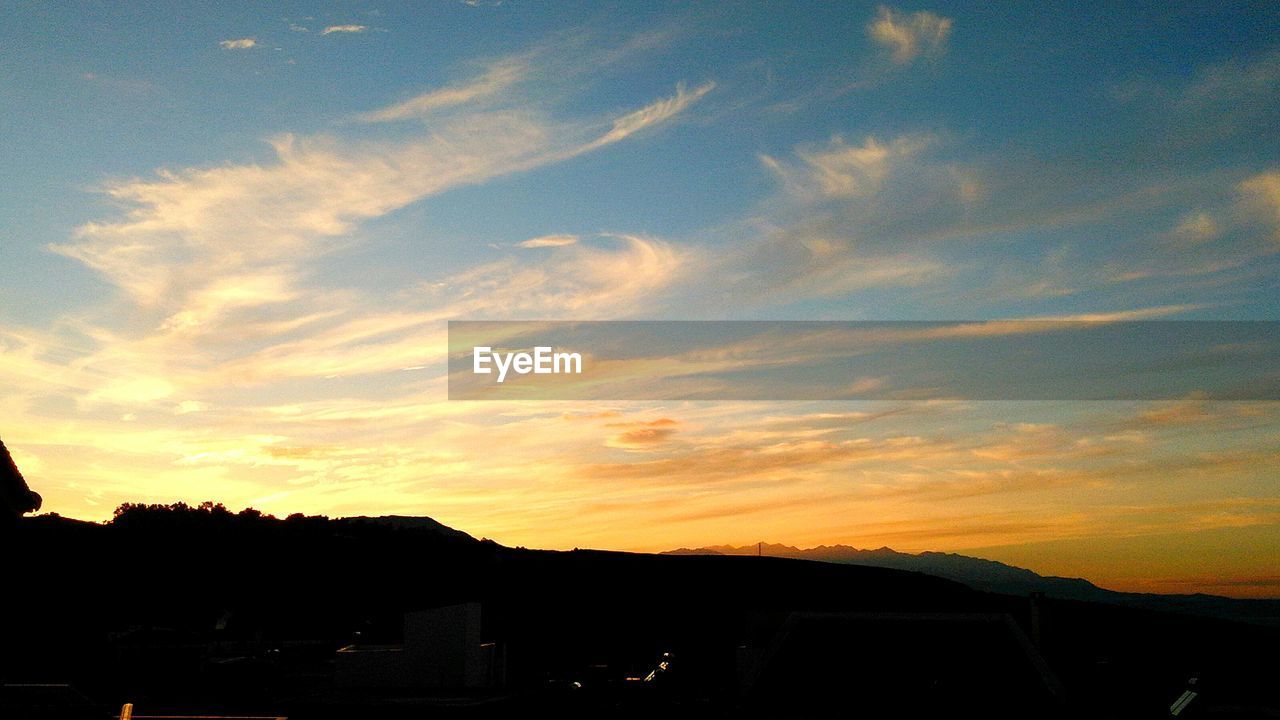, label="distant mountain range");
[663,543,1280,626]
